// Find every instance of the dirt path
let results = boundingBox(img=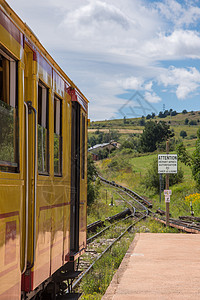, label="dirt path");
[88,129,143,134]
